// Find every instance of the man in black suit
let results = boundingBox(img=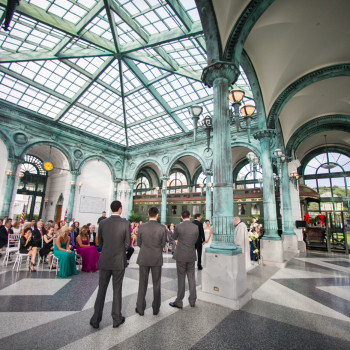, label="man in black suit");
[32,220,45,248]
[135,207,166,316]
[192,213,205,270]
[90,201,131,329]
[97,211,107,224]
[169,210,199,308]
[0,220,13,251]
